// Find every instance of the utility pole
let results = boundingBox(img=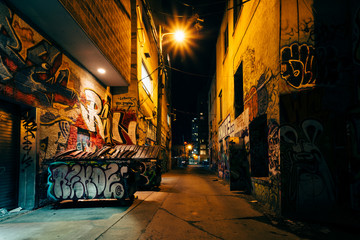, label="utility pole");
[156,25,163,146]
